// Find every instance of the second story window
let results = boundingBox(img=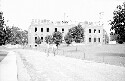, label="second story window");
[89,29,91,33]
[62,28,64,33]
[35,27,37,32]
[55,28,57,32]
[47,28,49,32]
[41,28,43,32]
